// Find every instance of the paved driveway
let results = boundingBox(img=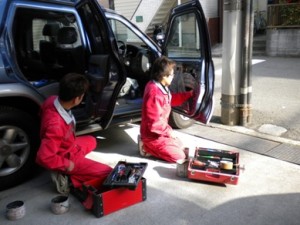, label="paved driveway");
[0,124,299,225]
